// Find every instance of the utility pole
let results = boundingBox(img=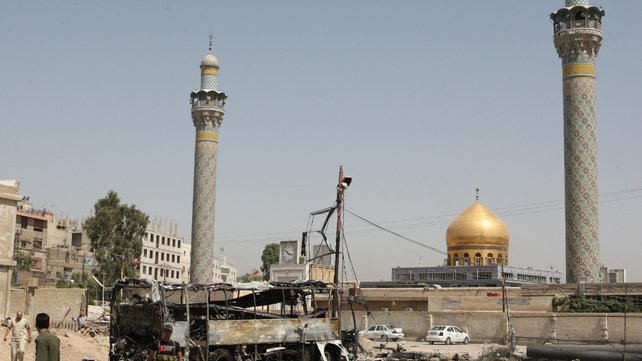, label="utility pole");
[332,166,351,320]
